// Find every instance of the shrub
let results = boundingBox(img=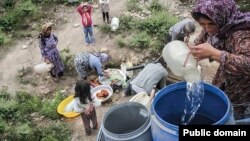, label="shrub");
[128,31,151,50]
[237,0,250,12]
[137,11,179,42]
[40,90,65,119]
[0,118,6,134]
[0,87,11,100]
[149,0,163,12]
[126,0,142,12]
[0,13,16,31]
[0,0,38,31]
[0,30,10,45]
[0,88,72,141]
[0,99,18,121]
[149,40,164,55]
[31,0,69,4]
[116,37,127,48]
[60,48,76,76]
[15,91,42,114]
[98,24,112,34]
[39,122,72,141]
[5,123,35,141]
[118,15,136,31]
